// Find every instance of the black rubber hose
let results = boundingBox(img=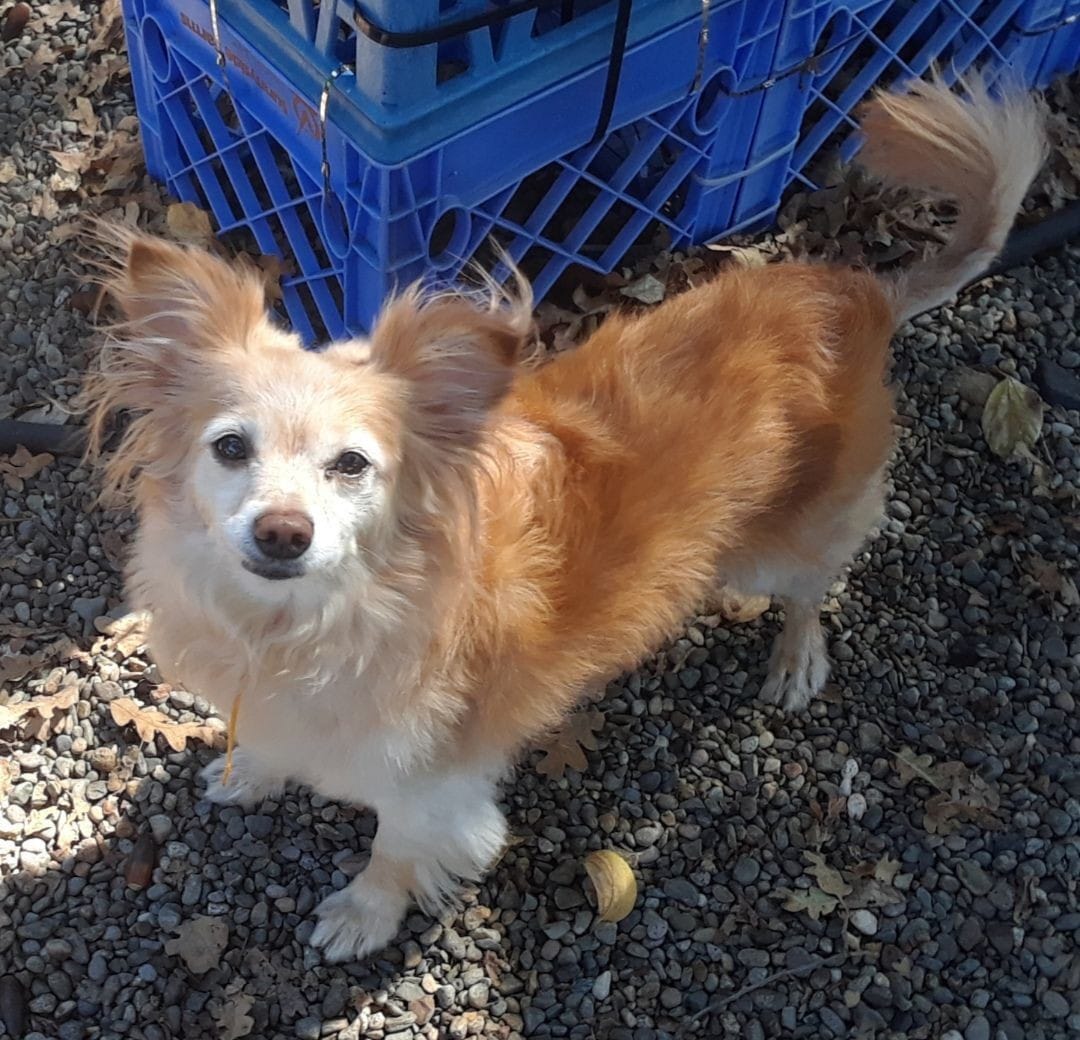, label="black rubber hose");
[2,200,1080,459]
[0,419,86,457]
[978,198,1080,281]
